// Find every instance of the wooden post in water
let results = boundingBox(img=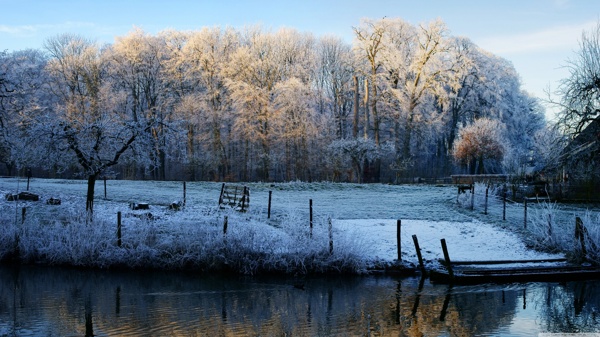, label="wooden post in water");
[412,235,425,273]
[21,207,26,224]
[183,181,187,206]
[575,217,587,258]
[524,198,528,229]
[397,220,402,261]
[268,191,272,219]
[223,216,228,235]
[104,176,107,199]
[309,199,313,239]
[440,239,454,279]
[117,211,122,247]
